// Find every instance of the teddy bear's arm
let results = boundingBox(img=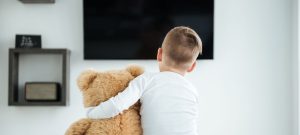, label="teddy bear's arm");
[120,104,143,135]
[65,118,92,135]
